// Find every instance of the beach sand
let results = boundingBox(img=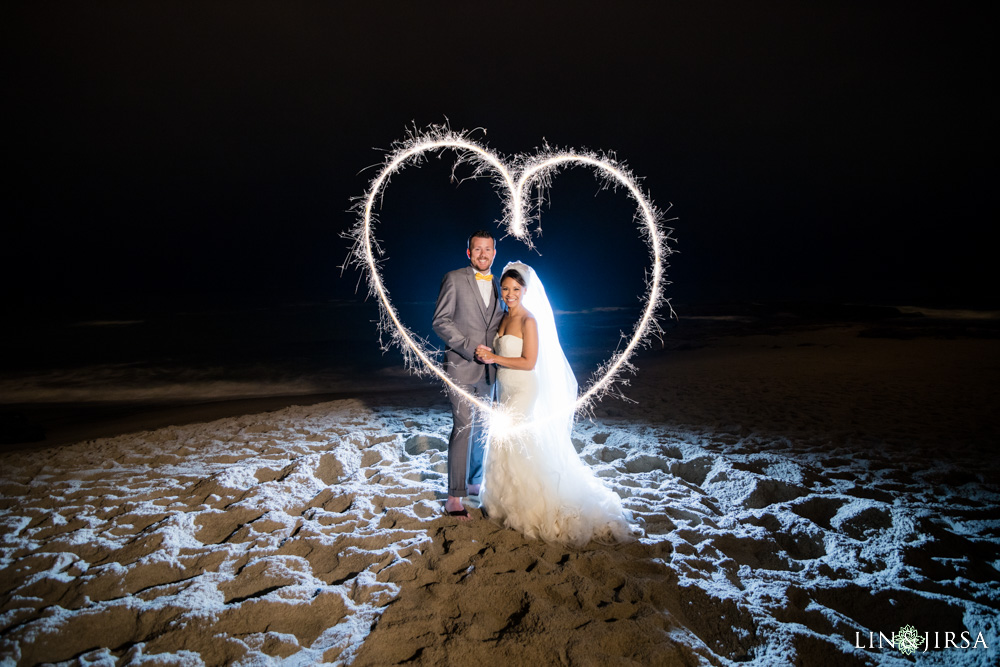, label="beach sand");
[1,323,997,665]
